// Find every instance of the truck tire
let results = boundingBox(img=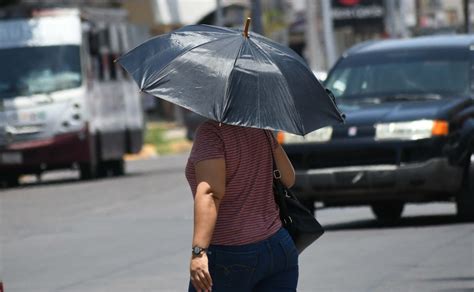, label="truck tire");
[79,133,100,180]
[371,201,404,224]
[109,158,125,176]
[79,162,97,180]
[96,159,125,177]
[456,157,474,222]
